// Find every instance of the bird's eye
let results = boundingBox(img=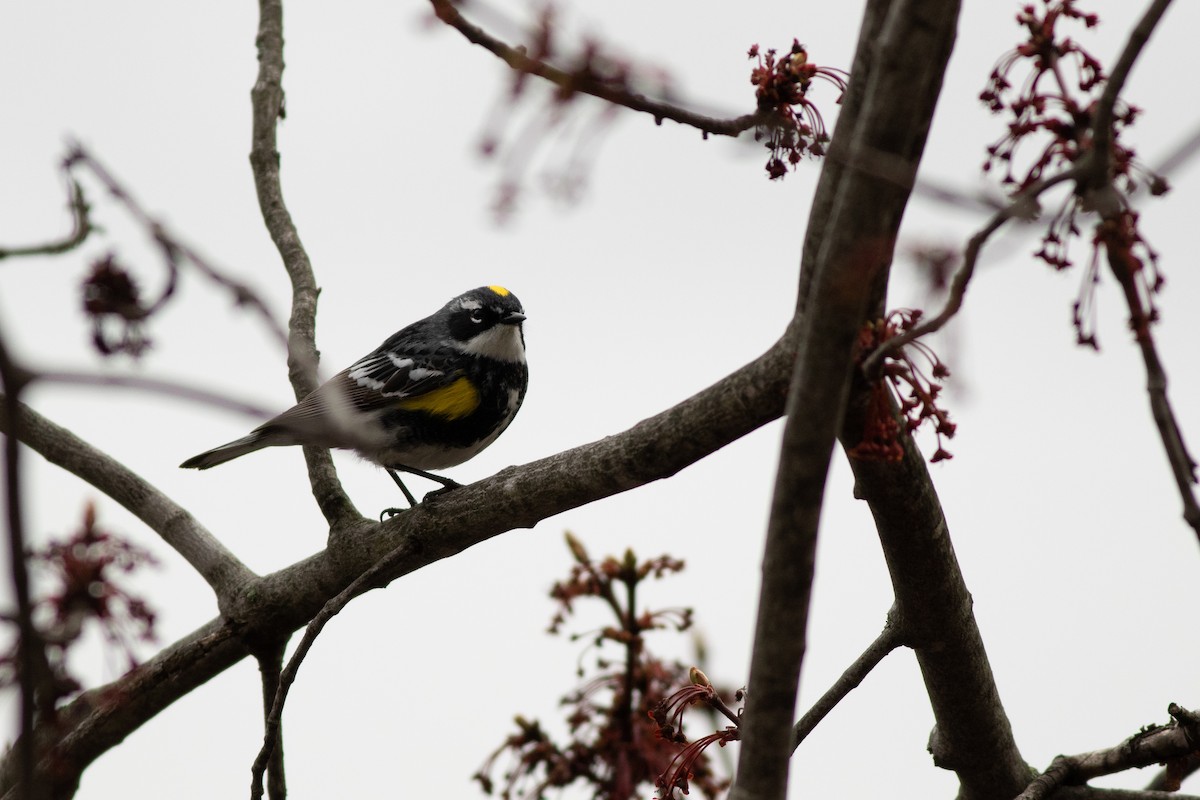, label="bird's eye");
[470,311,484,324]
